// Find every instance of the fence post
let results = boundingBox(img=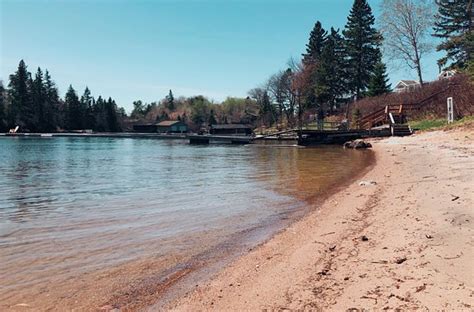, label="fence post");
[447,97,454,123]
